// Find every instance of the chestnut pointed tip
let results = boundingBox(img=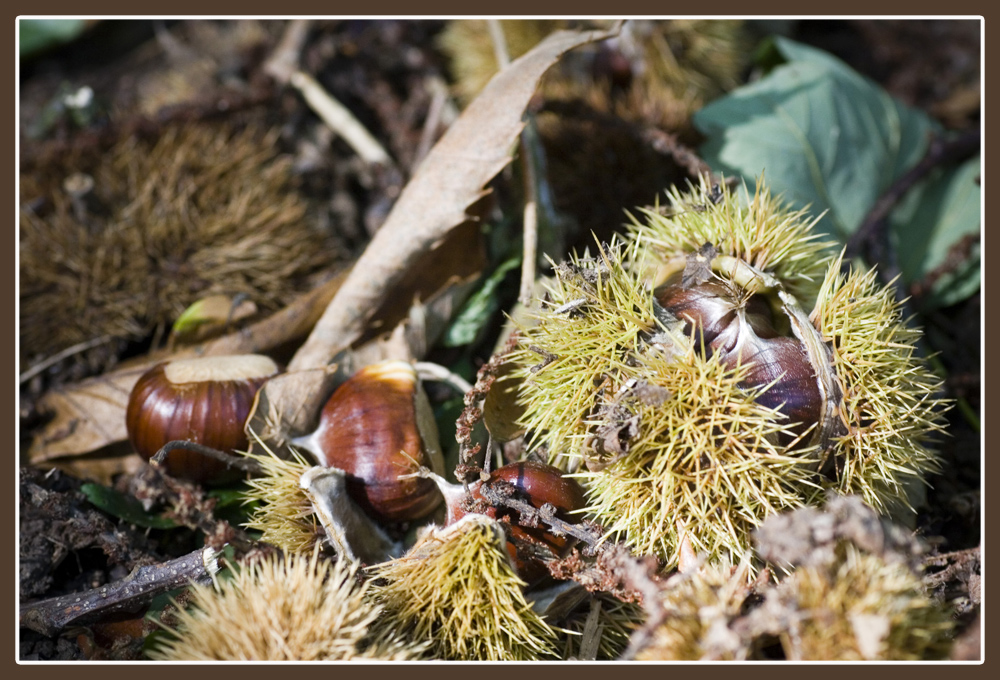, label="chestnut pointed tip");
[291,430,329,467]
